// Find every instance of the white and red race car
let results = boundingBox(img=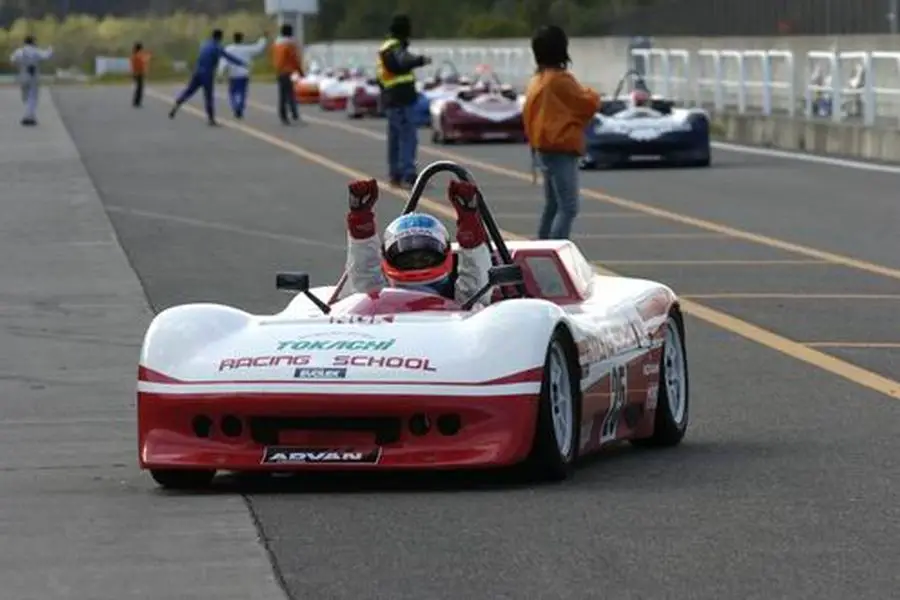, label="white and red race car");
[319,67,368,111]
[136,160,690,490]
[420,60,470,105]
[430,66,526,144]
[346,70,385,119]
